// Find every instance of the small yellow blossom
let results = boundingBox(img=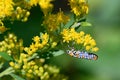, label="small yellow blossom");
[33,36,40,42]
[85,46,91,51]
[39,0,53,15]
[28,69,33,73]
[14,64,20,69]
[39,0,53,9]
[79,0,86,3]
[79,31,85,36]
[26,73,33,78]
[92,47,99,52]
[29,43,38,52]
[34,65,39,70]
[41,33,49,41]
[57,10,70,24]
[41,33,49,46]
[23,59,27,63]
[28,0,39,6]
[9,61,15,67]
[35,70,39,74]
[68,0,88,16]
[23,65,27,69]
[89,39,96,46]
[39,67,44,73]
[51,42,57,48]
[41,72,49,80]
